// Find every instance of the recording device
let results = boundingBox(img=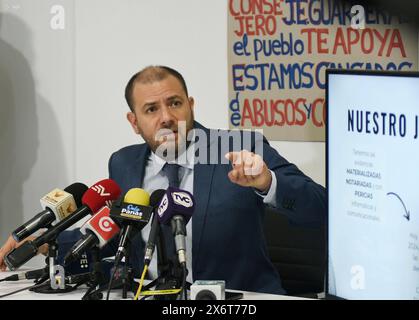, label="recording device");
[144,189,166,265]
[110,188,152,266]
[4,179,121,270]
[12,183,88,242]
[63,206,121,266]
[190,280,225,300]
[157,187,194,266]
